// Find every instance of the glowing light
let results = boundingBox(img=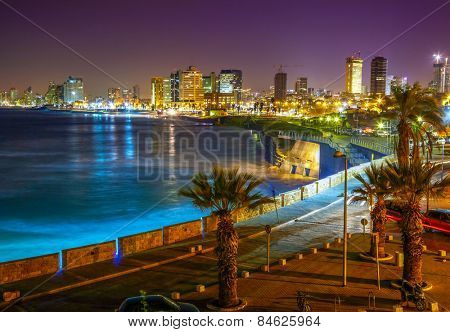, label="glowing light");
[167,108,177,116]
[433,53,442,63]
